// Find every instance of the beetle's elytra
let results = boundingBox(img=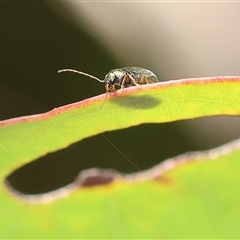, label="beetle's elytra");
[58,67,158,94]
